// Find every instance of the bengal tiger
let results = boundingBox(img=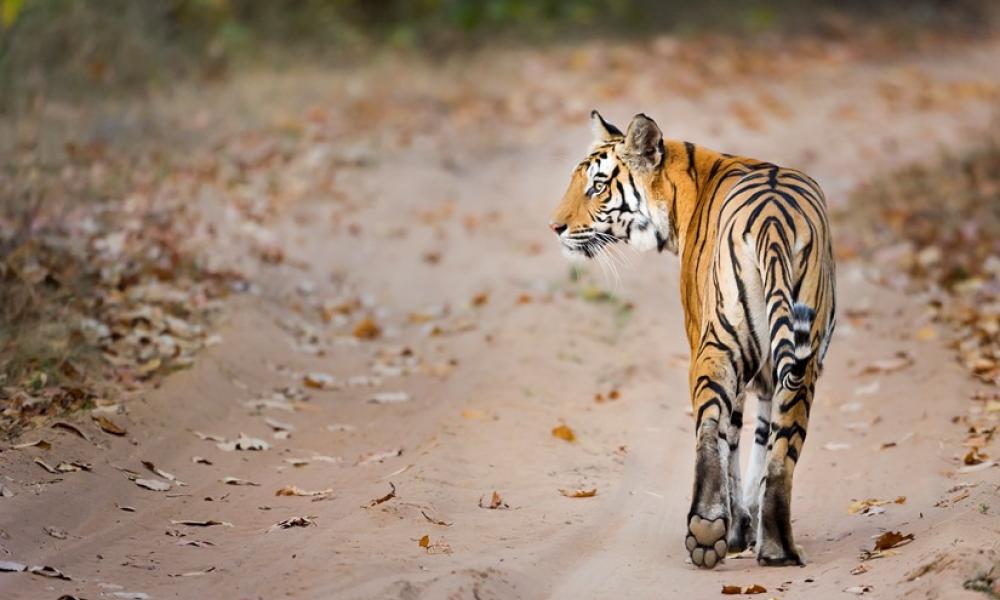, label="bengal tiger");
[550,111,836,569]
